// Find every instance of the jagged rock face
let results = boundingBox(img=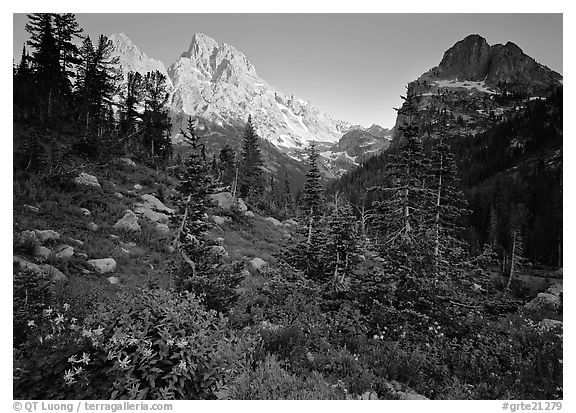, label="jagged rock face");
[109,33,171,87]
[392,34,562,145]
[109,32,384,178]
[438,34,493,81]
[167,33,348,150]
[435,34,562,90]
